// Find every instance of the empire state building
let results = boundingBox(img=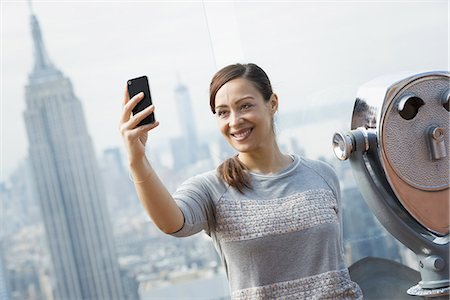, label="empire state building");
[23,10,125,300]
